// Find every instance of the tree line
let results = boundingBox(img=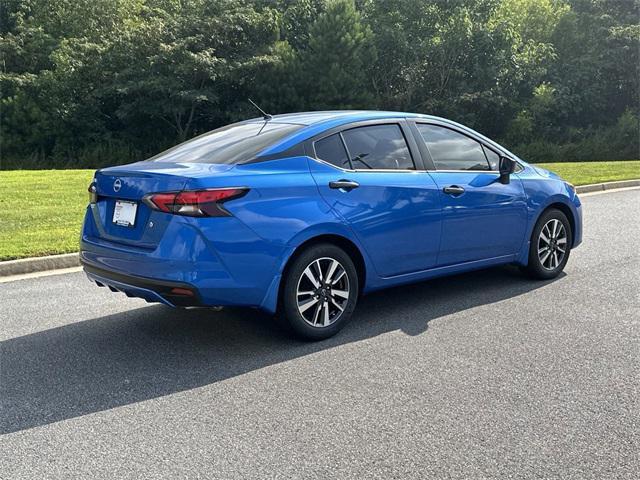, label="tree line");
[1,0,638,169]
